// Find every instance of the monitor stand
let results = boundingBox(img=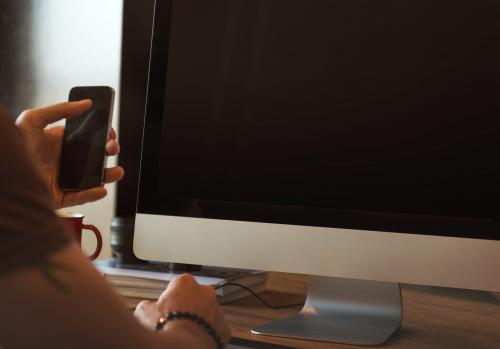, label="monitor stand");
[251,276,401,346]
